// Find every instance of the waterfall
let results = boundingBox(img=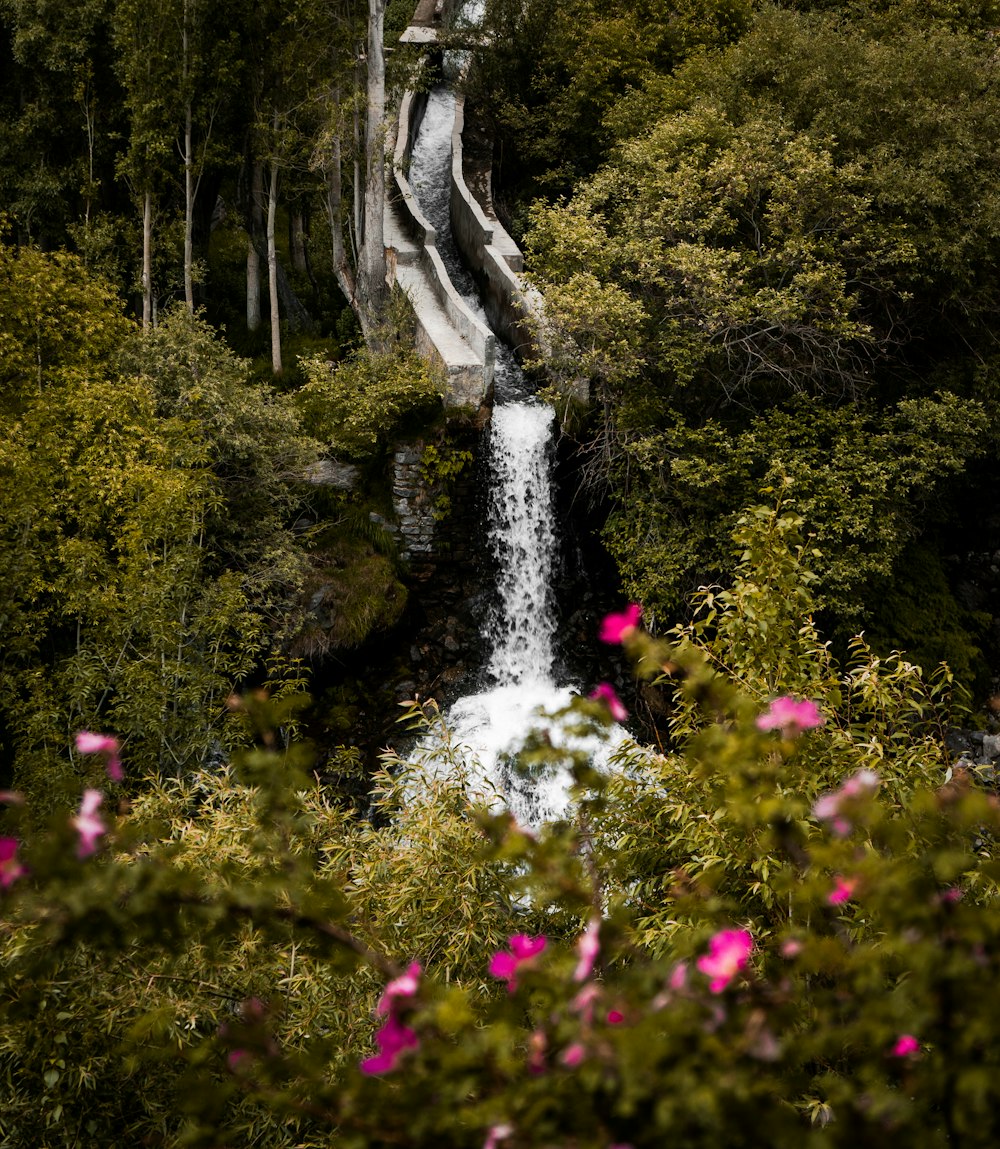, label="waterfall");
[406,73,622,826]
[484,402,557,688]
